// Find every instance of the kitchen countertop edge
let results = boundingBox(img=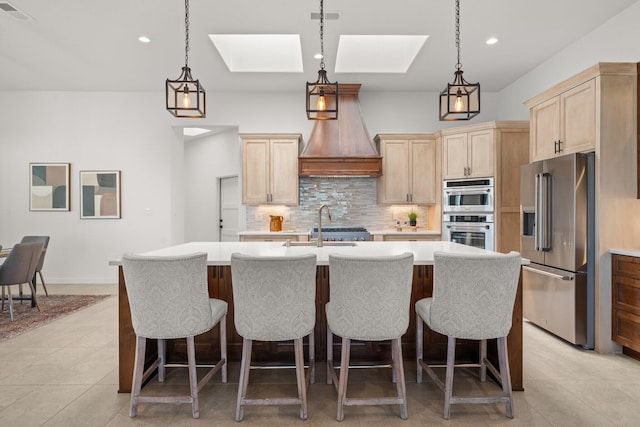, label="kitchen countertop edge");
[610,248,640,258]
